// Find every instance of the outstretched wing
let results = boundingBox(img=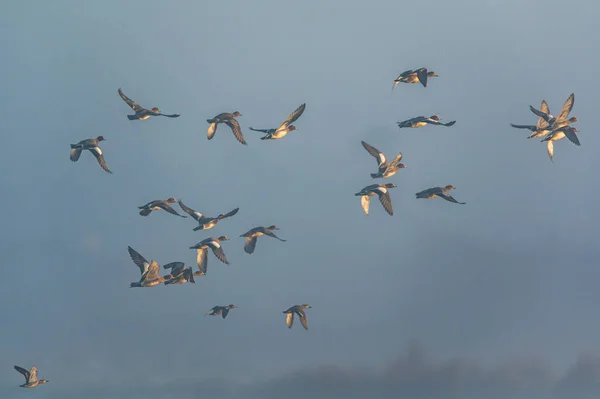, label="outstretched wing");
[297,309,309,330]
[196,248,208,274]
[278,103,306,130]
[143,260,161,281]
[439,193,466,204]
[263,230,287,242]
[244,236,258,254]
[177,200,203,222]
[225,119,247,145]
[376,189,394,215]
[128,246,150,275]
[361,141,387,168]
[556,93,575,123]
[14,366,30,382]
[416,68,428,87]
[118,88,144,112]
[286,312,294,328]
[536,100,550,129]
[89,147,113,174]
[158,203,187,218]
[360,195,370,215]
[562,127,581,146]
[211,246,229,264]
